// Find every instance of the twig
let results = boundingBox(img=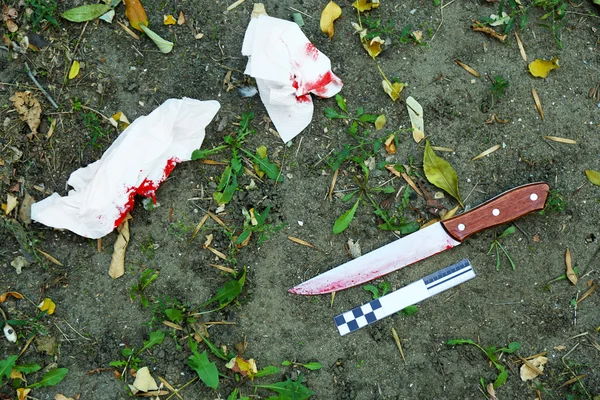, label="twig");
[561,343,591,398]
[165,377,198,400]
[430,0,444,42]
[391,327,406,364]
[288,6,313,19]
[61,319,93,341]
[24,63,59,109]
[462,181,479,204]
